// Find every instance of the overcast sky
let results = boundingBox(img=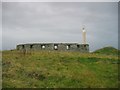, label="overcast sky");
[2,2,118,51]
